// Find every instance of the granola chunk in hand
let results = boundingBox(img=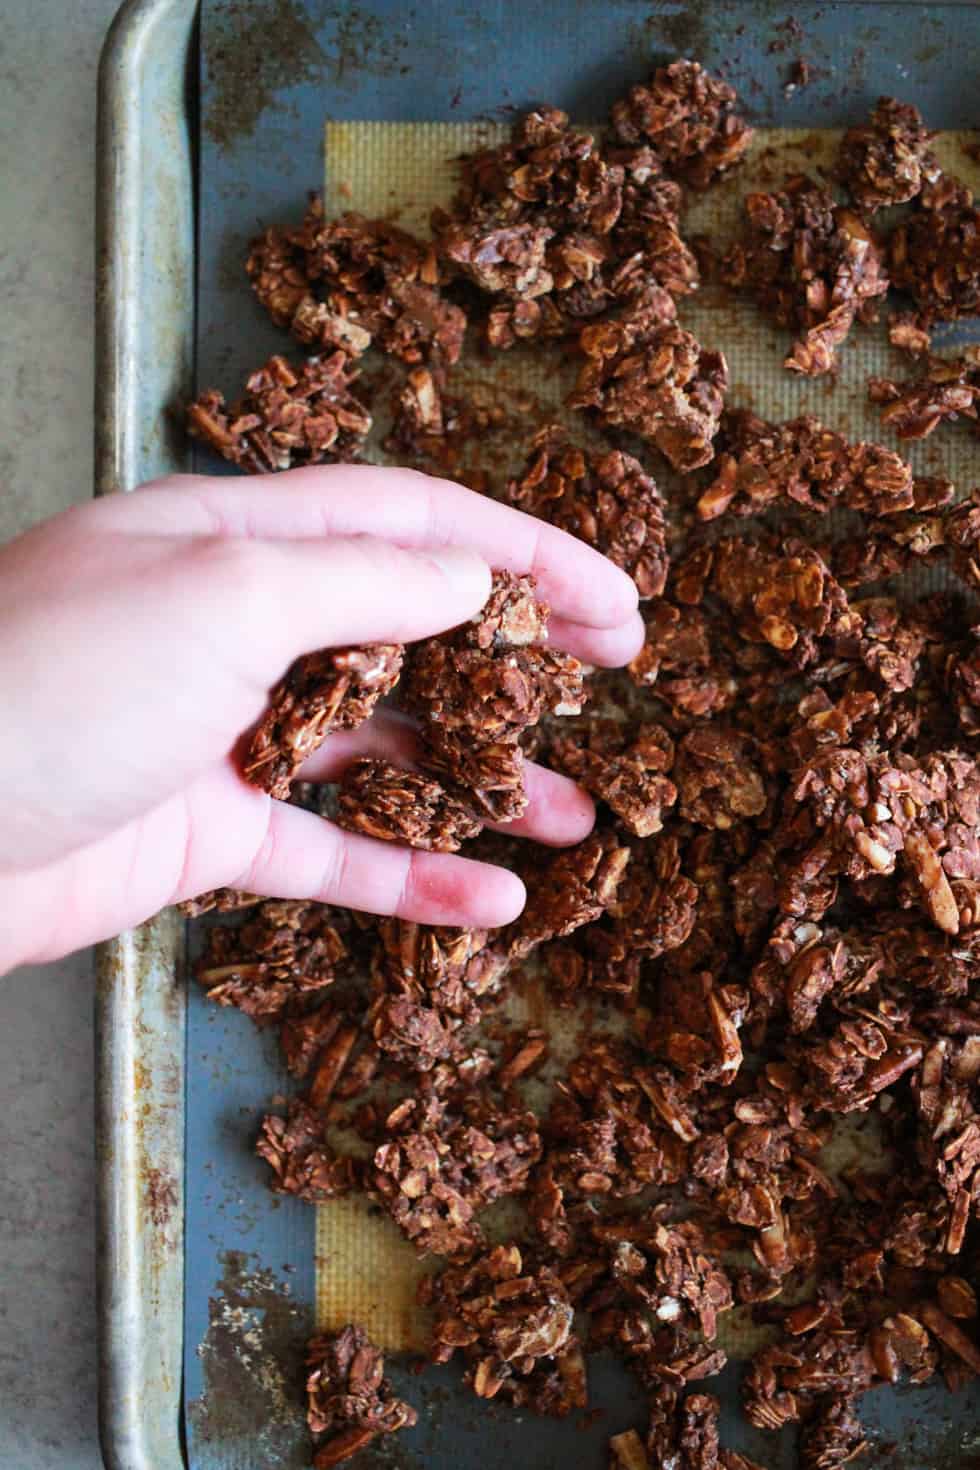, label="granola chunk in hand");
[305,1324,417,1468]
[507,427,669,598]
[425,1243,581,1412]
[720,177,888,376]
[610,60,753,190]
[336,758,483,852]
[187,354,372,473]
[570,293,727,470]
[405,571,585,822]
[837,97,936,214]
[245,645,404,800]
